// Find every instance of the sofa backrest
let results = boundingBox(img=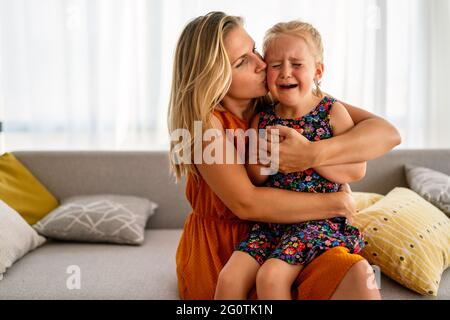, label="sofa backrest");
[13,151,189,229]
[12,149,450,229]
[350,149,450,193]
